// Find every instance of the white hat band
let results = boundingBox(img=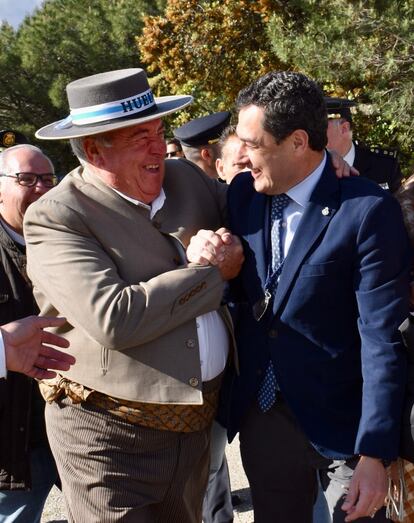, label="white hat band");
[55,88,155,130]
